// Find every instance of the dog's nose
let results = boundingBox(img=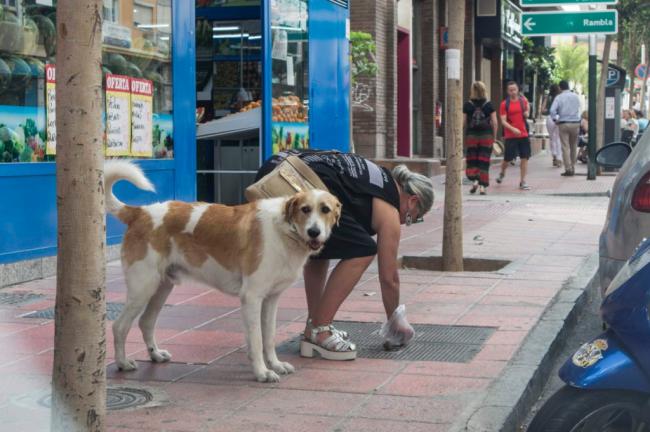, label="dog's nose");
[307,227,321,238]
